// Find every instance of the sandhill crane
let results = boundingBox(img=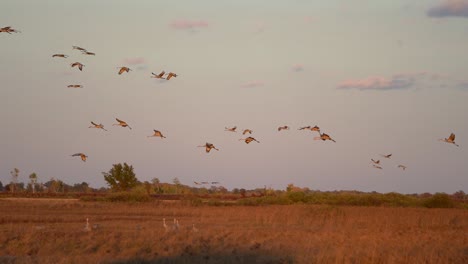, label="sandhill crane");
[201,181,209,184]
[299,126,311,130]
[0,26,20,33]
[197,142,219,153]
[373,164,383,170]
[163,218,168,232]
[151,71,165,79]
[311,125,320,133]
[83,218,91,232]
[117,67,131,75]
[371,159,380,165]
[72,46,87,51]
[192,223,199,233]
[381,154,392,159]
[225,126,237,132]
[89,121,107,131]
[194,182,201,185]
[439,133,459,147]
[71,153,88,162]
[242,129,253,135]
[113,118,132,129]
[71,62,84,71]
[211,182,219,184]
[278,126,289,131]
[81,51,95,56]
[148,129,166,138]
[67,85,83,88]
[172,218,179,232]
[52,54,68,58]
[398,165,407,170]
[314,132,336,142]
[166,72,178,80]
[239,136,260,144]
